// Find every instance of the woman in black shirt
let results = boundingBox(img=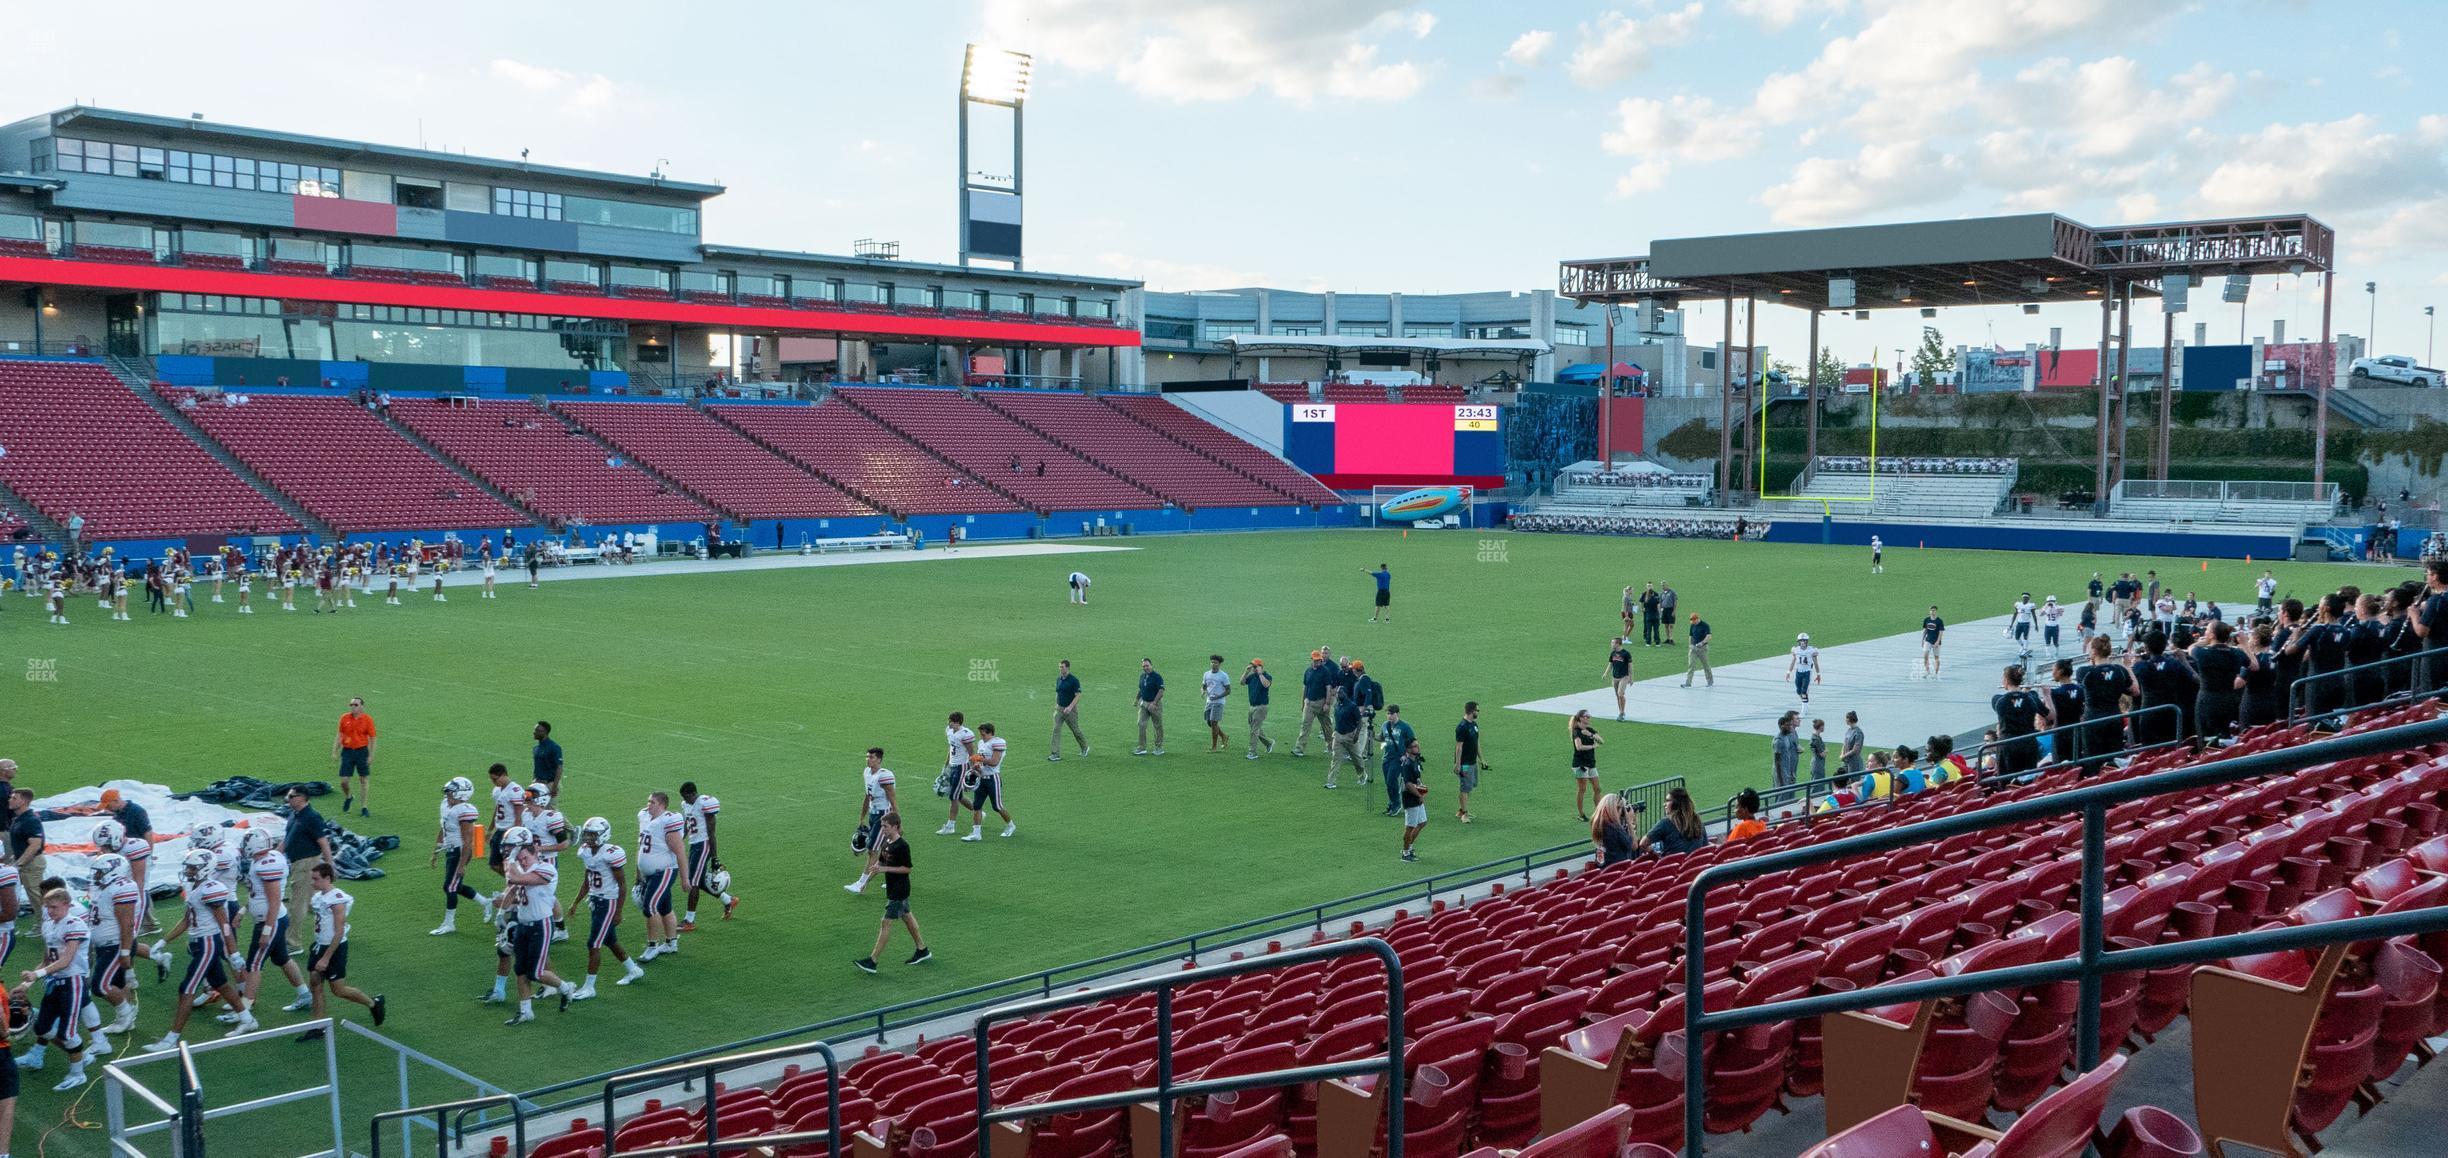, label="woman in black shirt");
[1569,710,1603,822]
[1990,664,2051,781]
[2078,634,2139,760]
[2046,658,2084,760]
[2381,587,2422,697]
[2348,593,2389,706]
[2287,594,2353,721]
[2133,630,2200,744]
[2189,621,2249,741]
[1589,793,1637,866]
[1640,787,1708,856]
[2239,623,2284,728]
